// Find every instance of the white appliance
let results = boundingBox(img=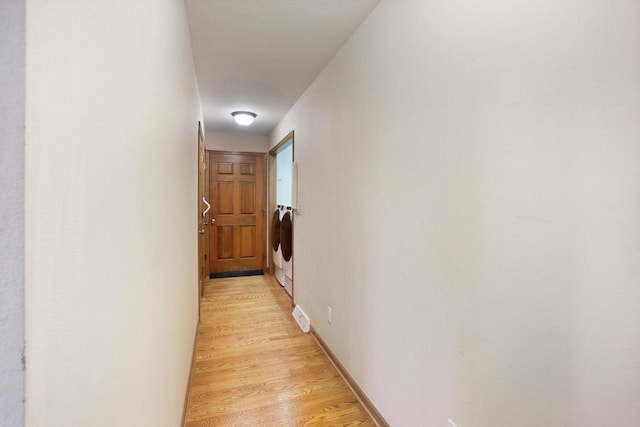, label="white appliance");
[272,205,293,297]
